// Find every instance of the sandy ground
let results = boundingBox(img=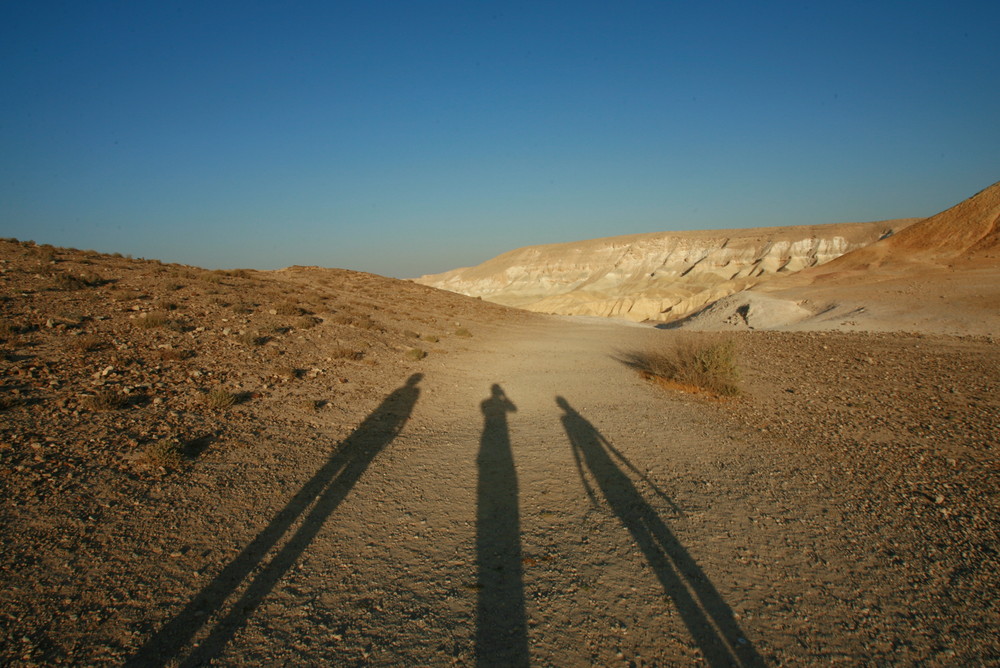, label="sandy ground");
[2,241,998,665]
